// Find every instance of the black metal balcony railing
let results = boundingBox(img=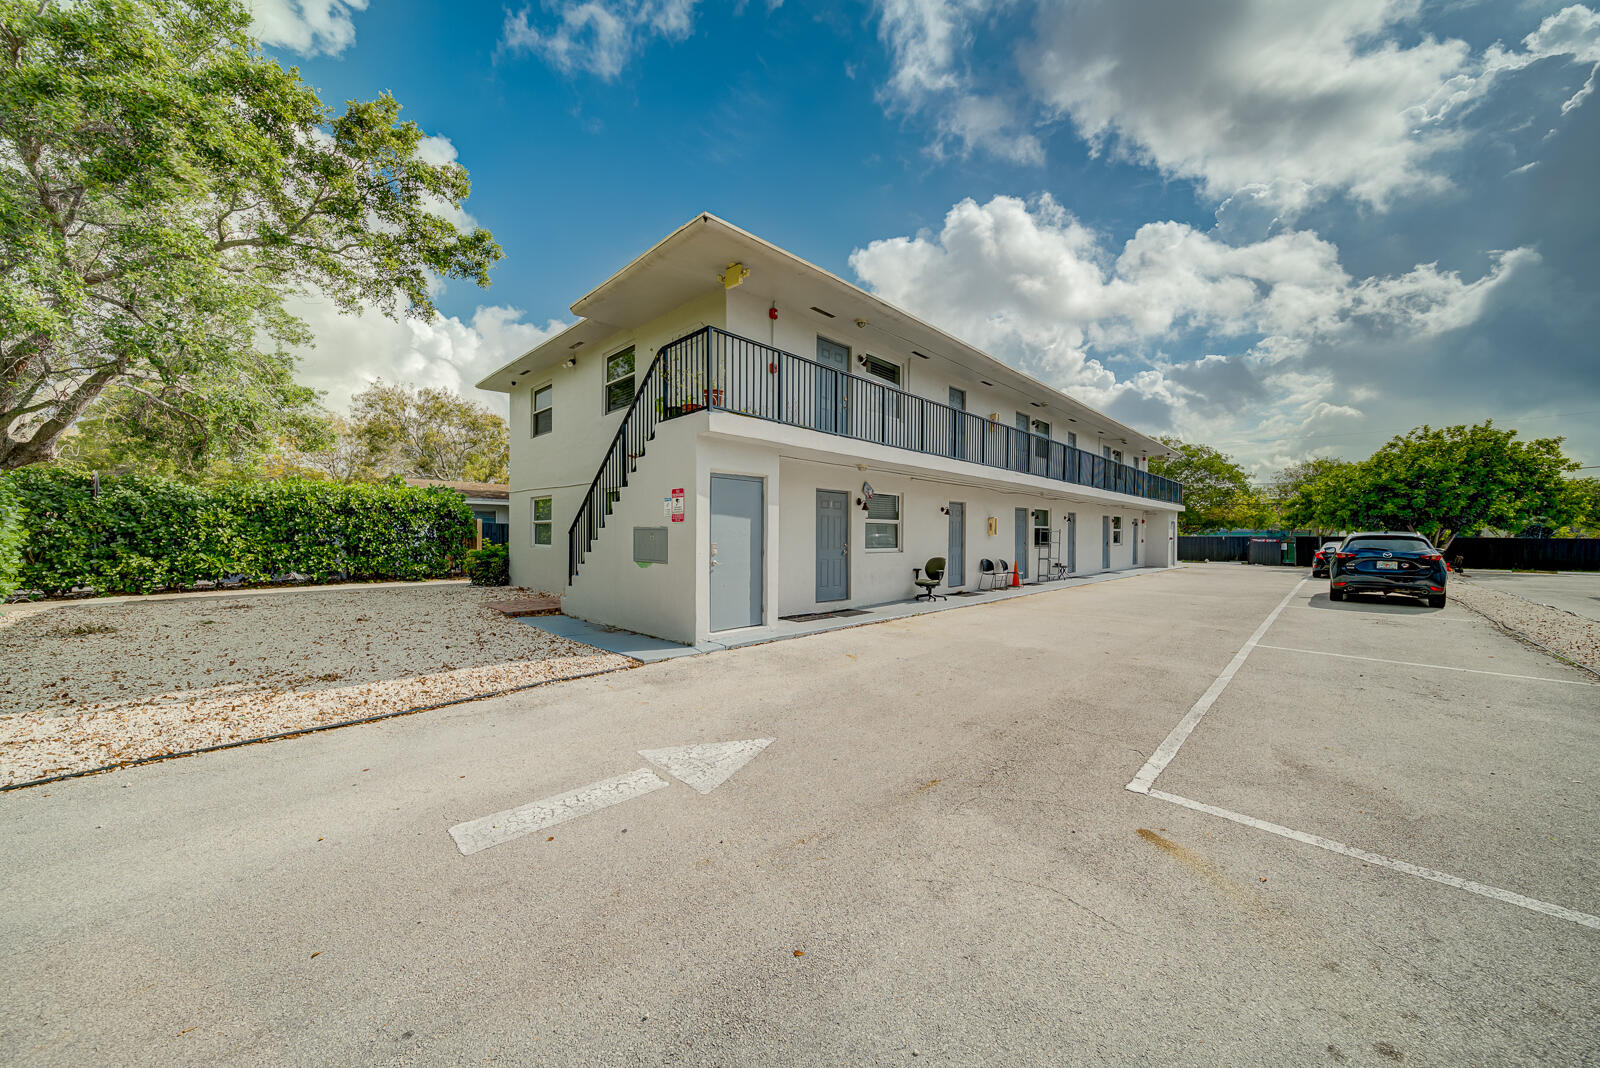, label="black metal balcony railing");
[657,326,1182,505]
